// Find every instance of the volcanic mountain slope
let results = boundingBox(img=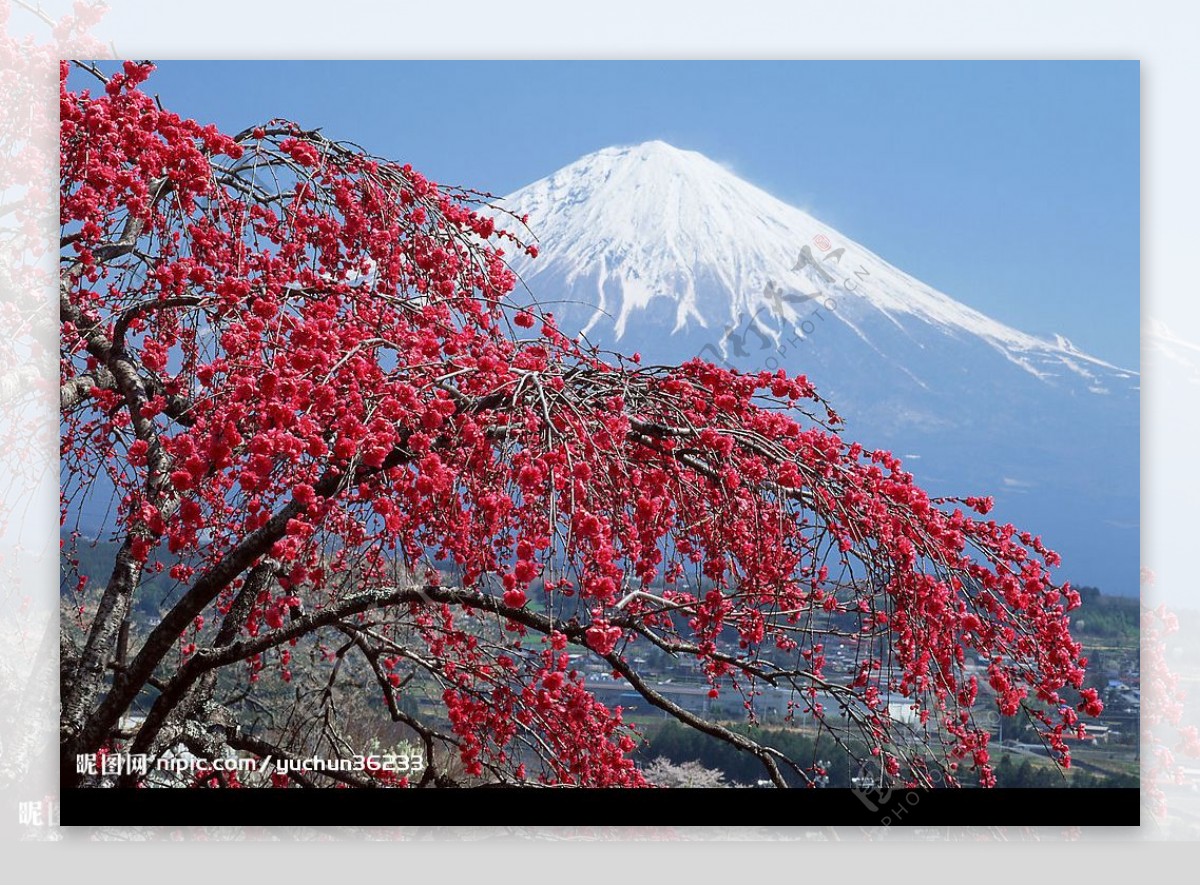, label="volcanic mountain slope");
[493,140,1139,592]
